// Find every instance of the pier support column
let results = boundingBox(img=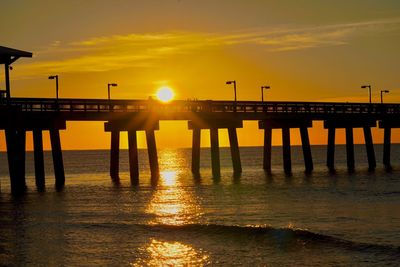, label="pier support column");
[363,127,376,171]
[191,128,201,174]
[110,130,120,182]
[345,127,355,171]
[260,120,312,174]
[300,127,313,173]
[228,128,242,174]
[325,119,376,172]
[189,120,242,177]
[128,130,139,185]
[282,127,292,175]
[146,130,159,179]
[5,129,27,194]
[327,127,335,171]
[263,127,272,172]
[50,129,65,190]
[33,129,45,191]
[210,128,220,178]
[383,127,391,169]
[105,120,160,182]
